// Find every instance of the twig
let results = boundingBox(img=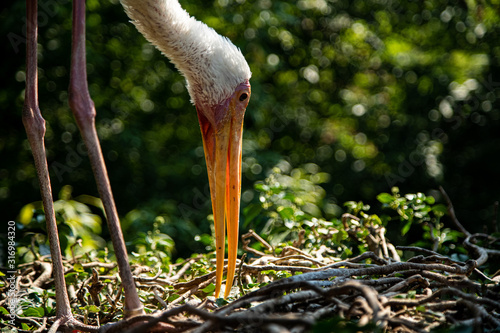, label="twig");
[32,262,52,288]
[237,253,247,296]
[153,288,168,309]
[439,186,471,237]
[464,234,489,267]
